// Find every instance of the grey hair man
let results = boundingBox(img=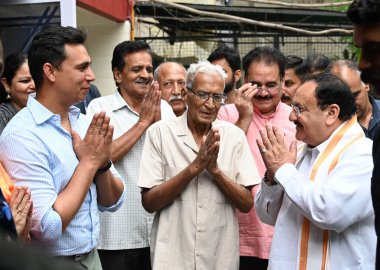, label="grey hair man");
[138,60,260,270]
[154,62,187,116]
